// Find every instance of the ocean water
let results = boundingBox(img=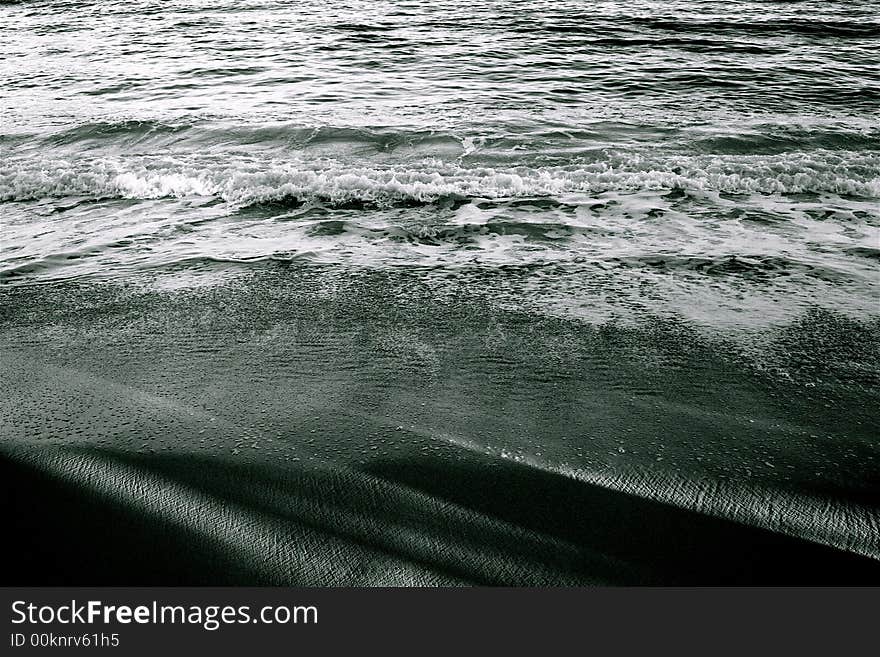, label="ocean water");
[2,0,879,325]
[1,2,880,584]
